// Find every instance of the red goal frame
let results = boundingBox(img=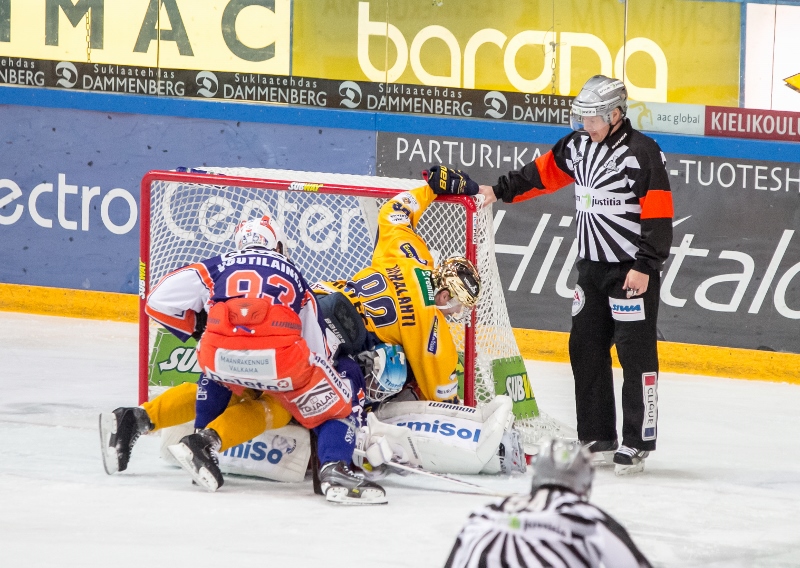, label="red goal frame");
[139,170,479,407]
